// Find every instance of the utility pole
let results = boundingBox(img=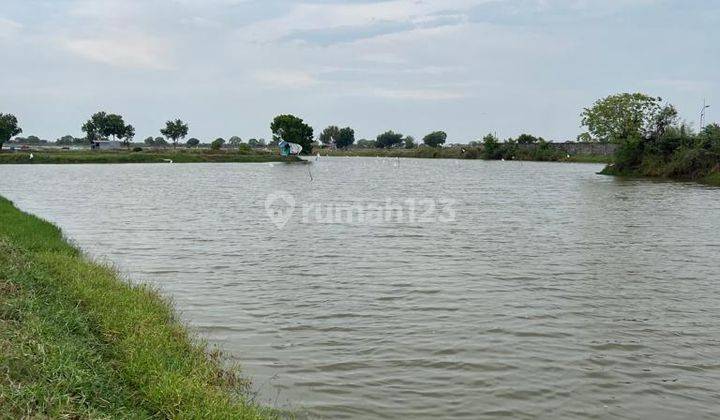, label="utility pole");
[700,99,710,129]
